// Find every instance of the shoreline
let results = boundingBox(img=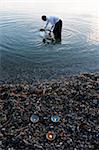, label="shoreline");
[0,71,99,84]
[0,72,99,149]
